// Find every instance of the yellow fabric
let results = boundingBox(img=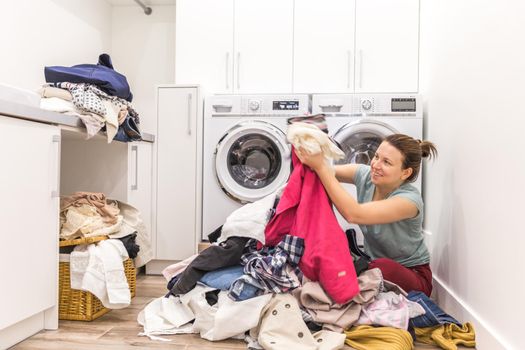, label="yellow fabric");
[344,325,413,350]
[415,322,476,350]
